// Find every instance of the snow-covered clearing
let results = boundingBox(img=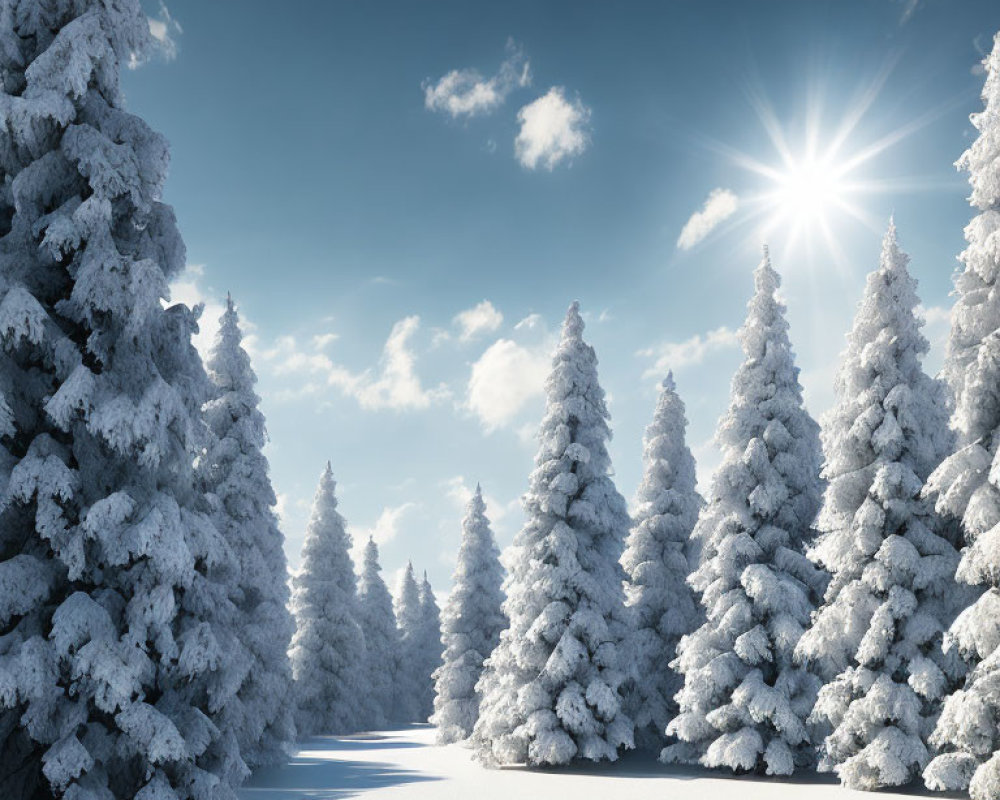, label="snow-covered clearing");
[239,725,947,799]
